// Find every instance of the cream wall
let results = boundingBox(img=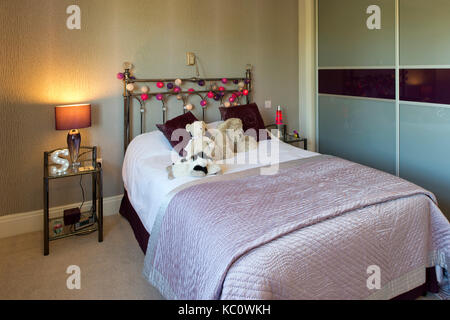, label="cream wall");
[298,0,316,152]
[0,0,300,216]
